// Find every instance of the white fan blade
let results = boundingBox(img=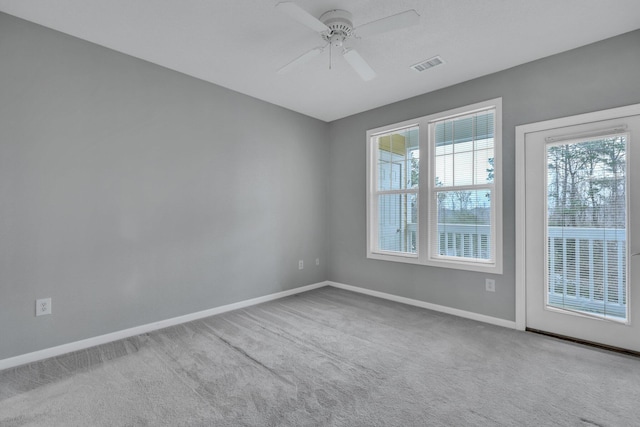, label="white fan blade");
[276,2,330,33]
[343,49,376,81]
[355,9,420,38]
[278,46,325,74]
